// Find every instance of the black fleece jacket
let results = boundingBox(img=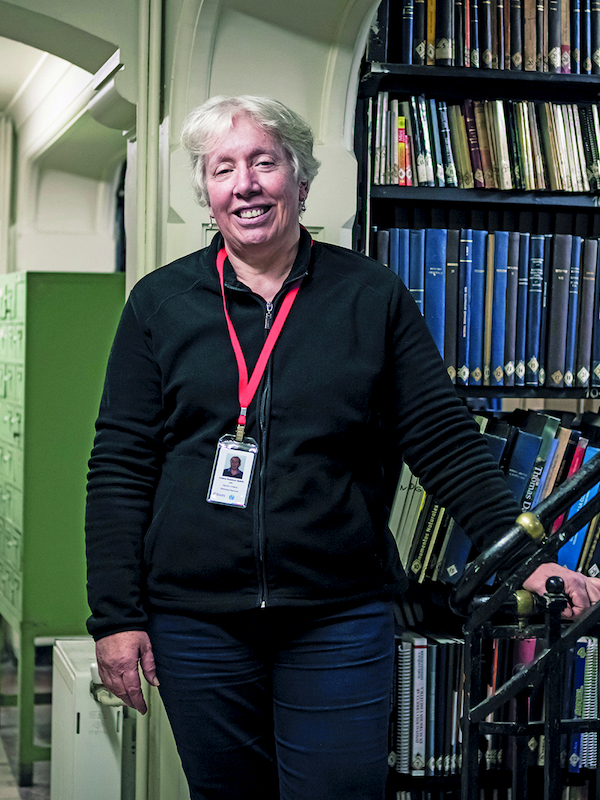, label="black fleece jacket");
[85,230,520,640]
